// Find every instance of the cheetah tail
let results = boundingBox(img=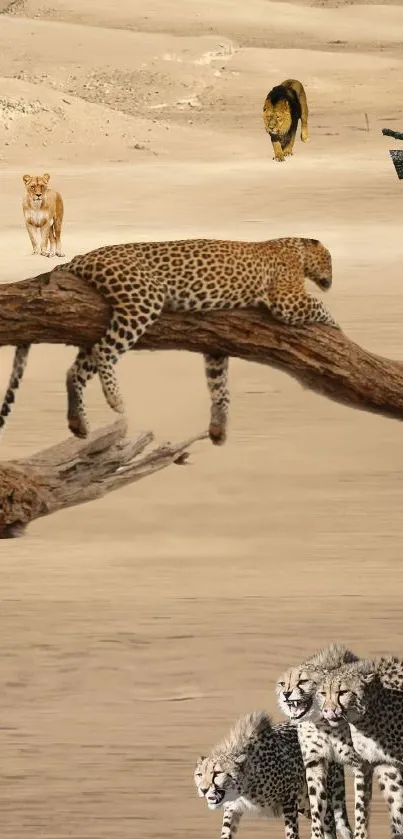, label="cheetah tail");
[0,344,31,436]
